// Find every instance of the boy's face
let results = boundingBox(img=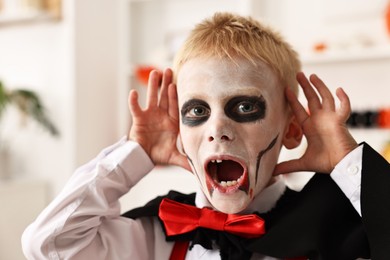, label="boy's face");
[177,57,289,214]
